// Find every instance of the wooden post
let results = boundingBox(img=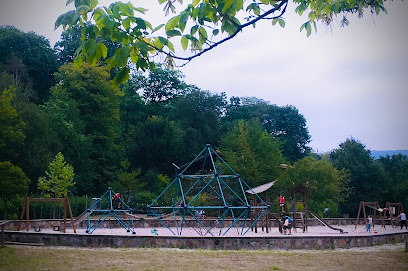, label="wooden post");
[26,197,30,231]
[17,198,27,231]
[63,198,67,233]
[67,198,76,233]
[355,201,363,229]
